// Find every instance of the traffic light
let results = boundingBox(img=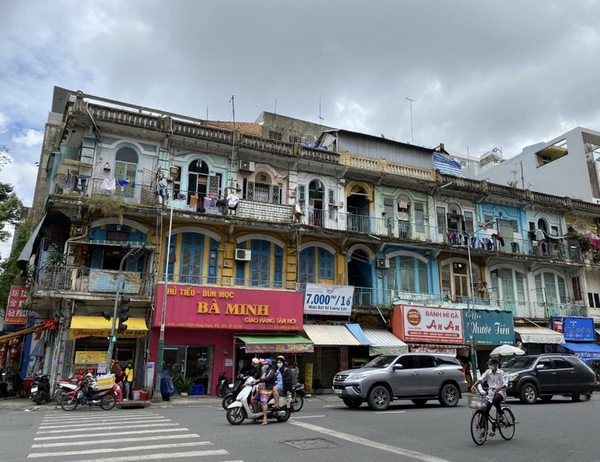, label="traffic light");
[101,310,112,321]
[118,296,130,334]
